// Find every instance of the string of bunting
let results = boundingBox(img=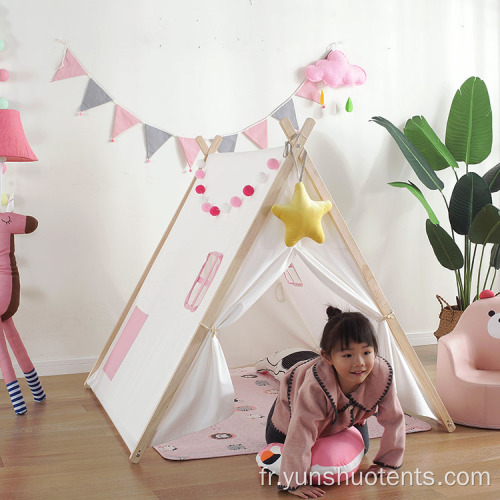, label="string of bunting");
[51,41,328,170]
